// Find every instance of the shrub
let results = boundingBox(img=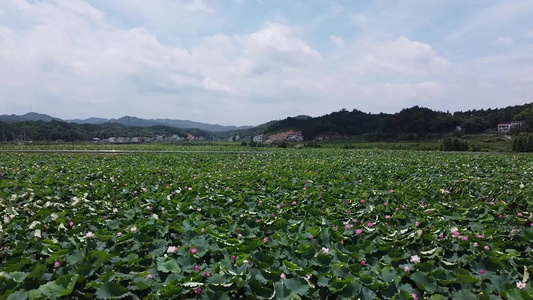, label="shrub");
[304,141,321,148]
[512,134,533,152]
[441,137,469,151]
